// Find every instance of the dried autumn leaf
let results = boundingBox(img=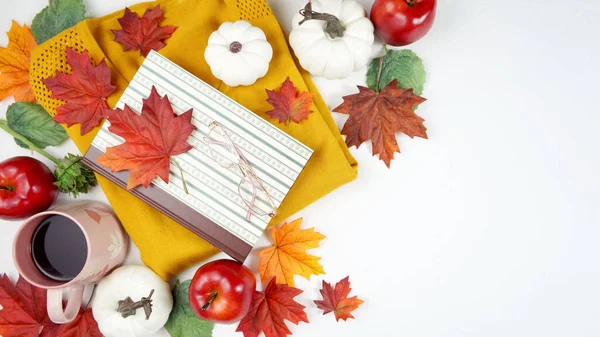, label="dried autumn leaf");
[97,86,194,190]
[0,274,57,337]
[49,309,102,337]
[43,47,116,135]
[266,77,313,125]
[258,218,325,287]
[236,278,309,337]
[0,21,37,103]
[112,6,177,57]
[334,79,427,168]
[314,276,364,322]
